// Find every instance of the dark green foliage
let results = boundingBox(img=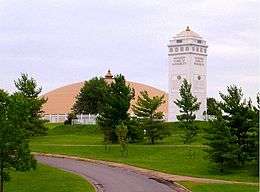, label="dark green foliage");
[97,74,134,143]
[125,117,144,143]
[205,86,259,173]
[14,74,42,98]
[204,113,239,172]
[174,79,201,144]
[219,86,257,165]
[144,119,170,144]
[245,94,259,174]
[115,123,128,157]
[132,91,169,144]
[73,77,108,115]
[14,73,47,136]
[207,97,220,116]
[0,90,36,192]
